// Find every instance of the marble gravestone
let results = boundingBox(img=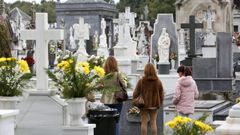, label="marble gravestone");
[20,13,64,91]
[151,14,178,71]
[114,8,138,74]
[97,18,108,56]
[73,17,90,62]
